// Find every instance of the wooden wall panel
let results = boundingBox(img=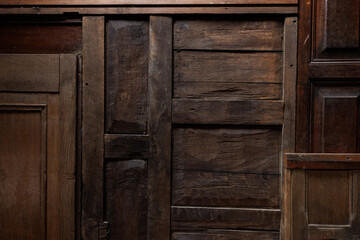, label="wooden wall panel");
[172,230,279,240]
[0,24,81,54]
[105,160,148,240]
[106,20,149,133]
